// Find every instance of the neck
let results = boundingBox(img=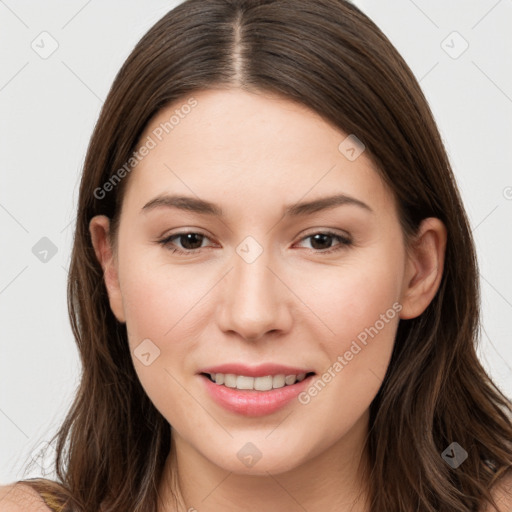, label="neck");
[157,411,372,512]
